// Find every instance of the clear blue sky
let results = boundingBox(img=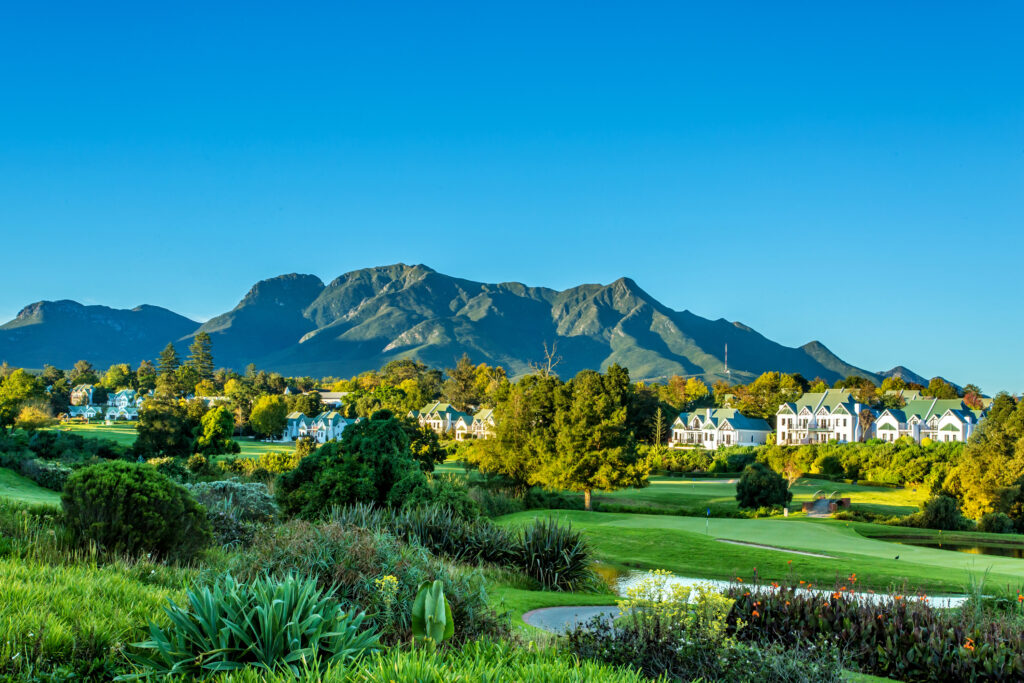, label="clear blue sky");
[1,2,1021,393]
